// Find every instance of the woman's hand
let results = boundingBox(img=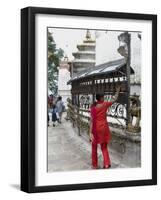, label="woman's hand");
[89,133,94,142]
[116,85,121,92]
[111,85,121,103]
